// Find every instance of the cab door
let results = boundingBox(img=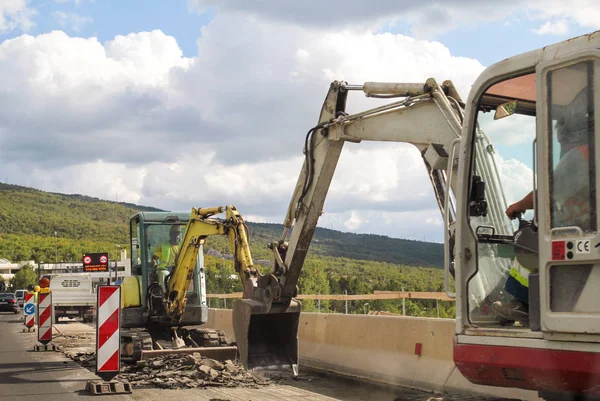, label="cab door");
[537,51,600,334]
